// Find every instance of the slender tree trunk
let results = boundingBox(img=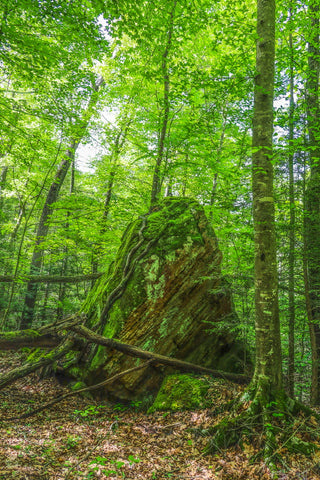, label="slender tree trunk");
[21,76,104,329]
[41,281,51,325]
[150,0,176,205]
[206,100,229,221]
[251,0,282,392]
[56,160,75,320]
[287,22,296,398]
[0,166,8,213]
[209,117,227,221]
[91,119,131,277]
[304,1,320,405]
[0,166,9,318]
[91,164,116,279]
[181,152,189,197]
[100,123,130,234]
[21,142,76,328]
